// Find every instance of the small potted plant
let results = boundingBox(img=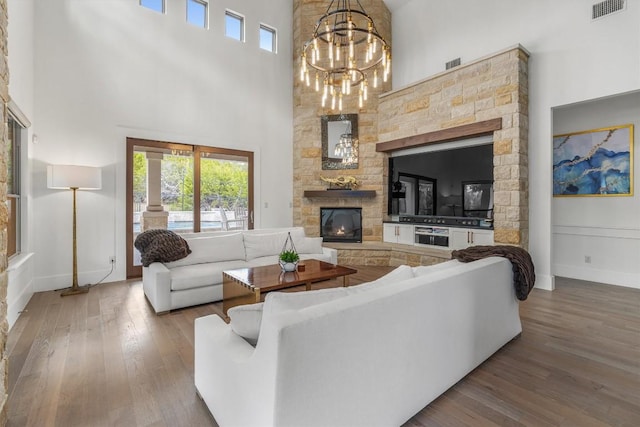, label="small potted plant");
[279,249,300,272]
[279,232,300,272]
